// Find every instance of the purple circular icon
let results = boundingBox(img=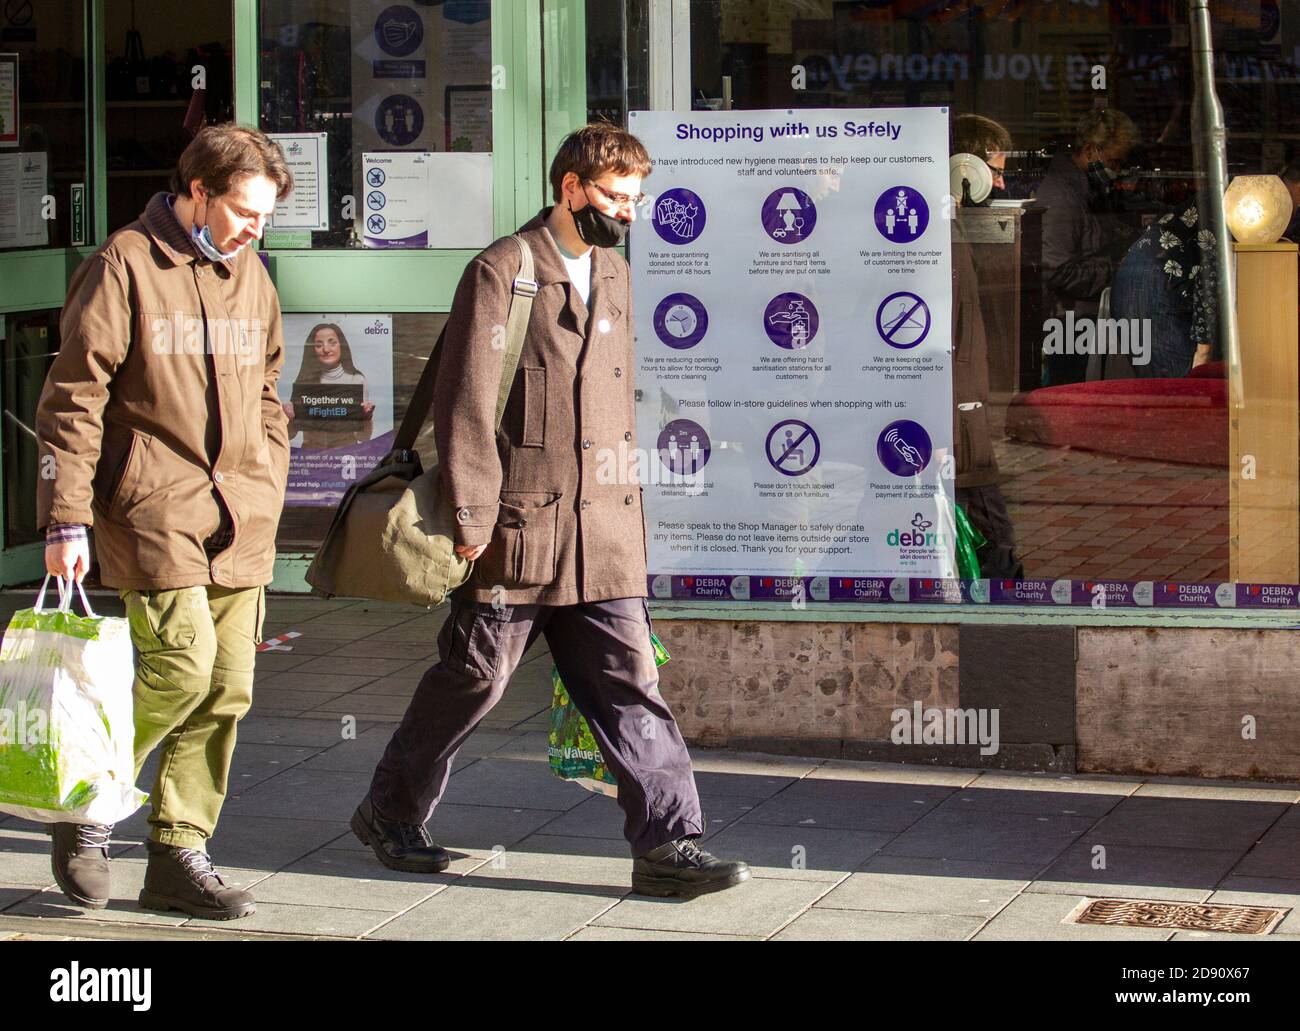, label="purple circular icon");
[375,5,424,58]
[657,420,711,475]
[876,291,931,349]
[761,187,817,244]
[653,293,709,349]
[763,293,819,350]
[375,94,423,147]
[873,186,930,242]
[651,188,706,245]
[766,420,820,477]
[877,420,933,476]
